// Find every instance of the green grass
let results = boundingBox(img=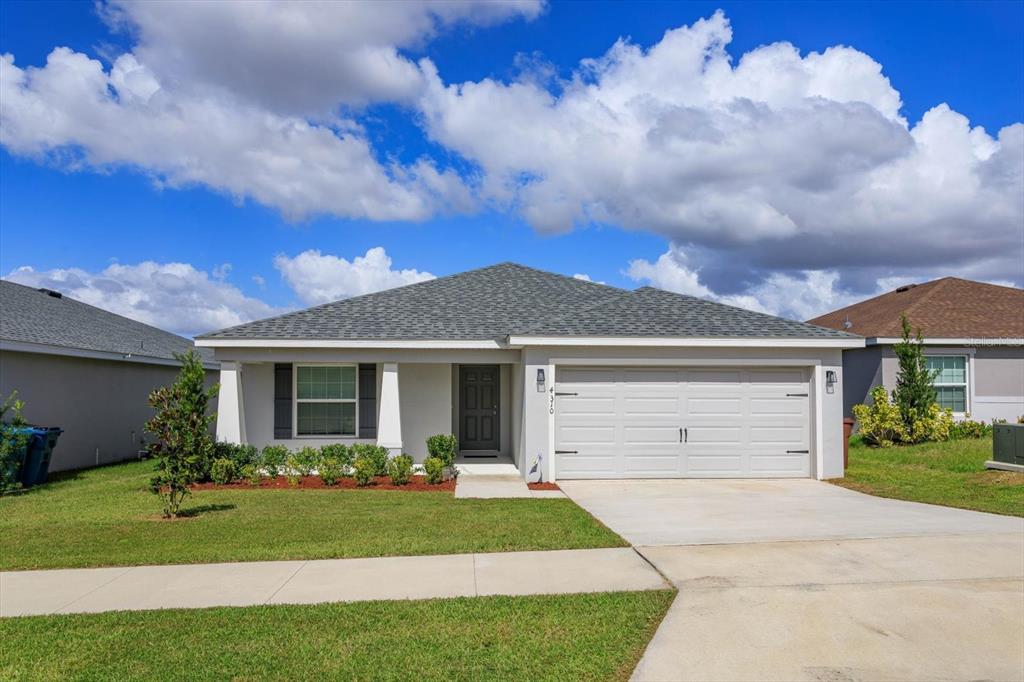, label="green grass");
[0,460,625,570]
[831,436,1024,516]
[0,591,674,681]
